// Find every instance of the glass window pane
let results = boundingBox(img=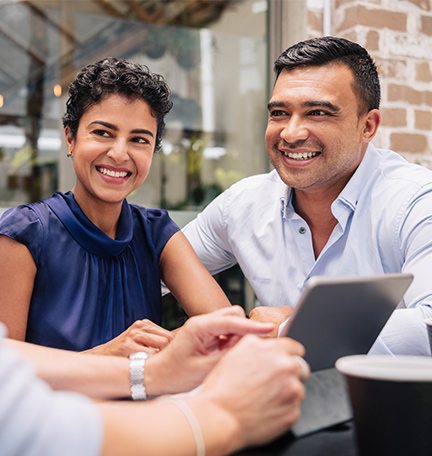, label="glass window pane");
[0,0,269,211]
